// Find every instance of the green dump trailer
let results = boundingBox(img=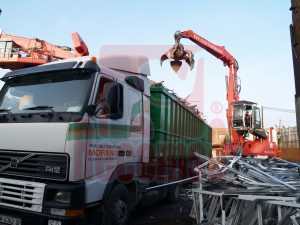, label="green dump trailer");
[150,83,212,177]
